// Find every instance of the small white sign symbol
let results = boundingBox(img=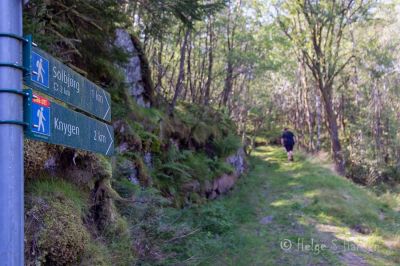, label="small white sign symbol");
[37,107,46,133]
[36,58,45,83]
